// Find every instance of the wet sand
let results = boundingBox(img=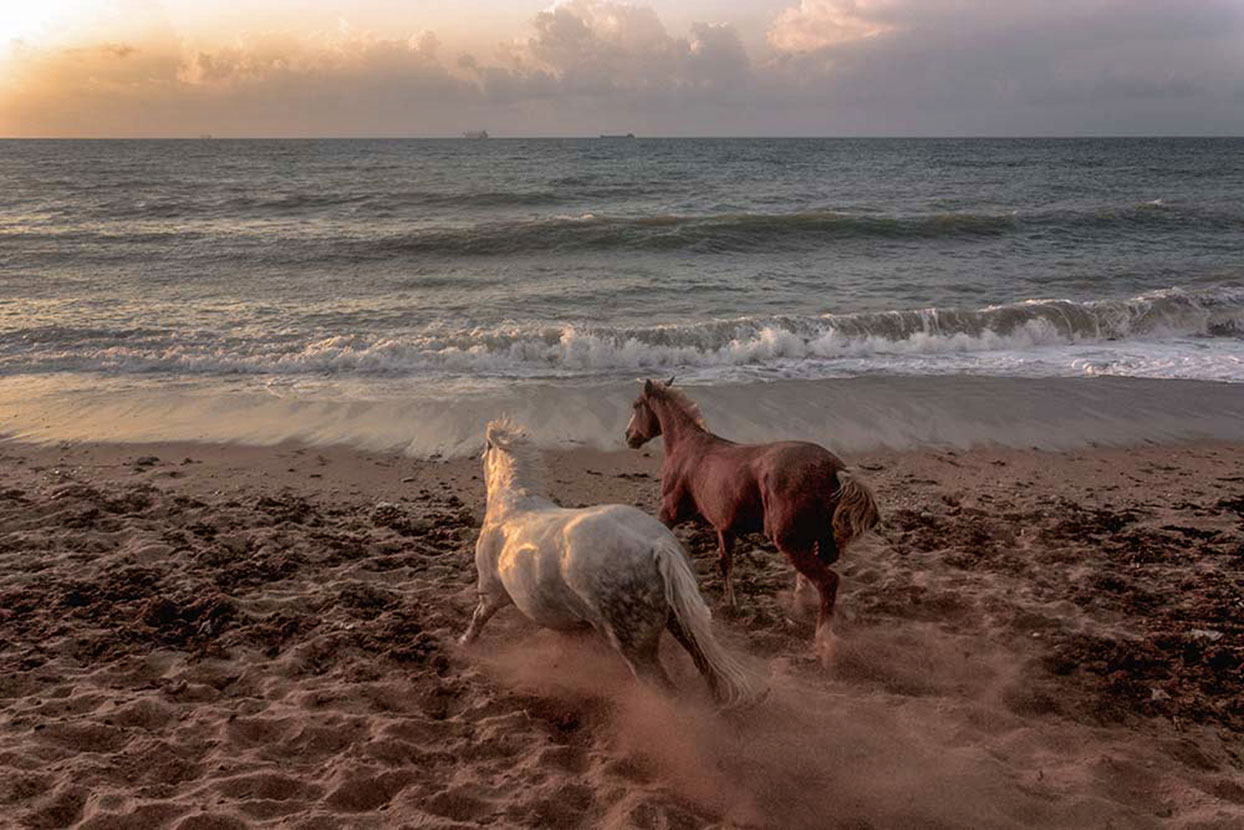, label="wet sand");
[5,374,1244,457]
[1,437,1243,828]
